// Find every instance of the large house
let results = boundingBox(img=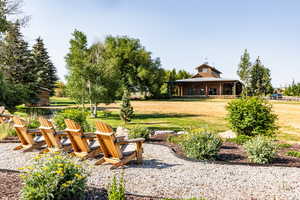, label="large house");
[170,63,242,98]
